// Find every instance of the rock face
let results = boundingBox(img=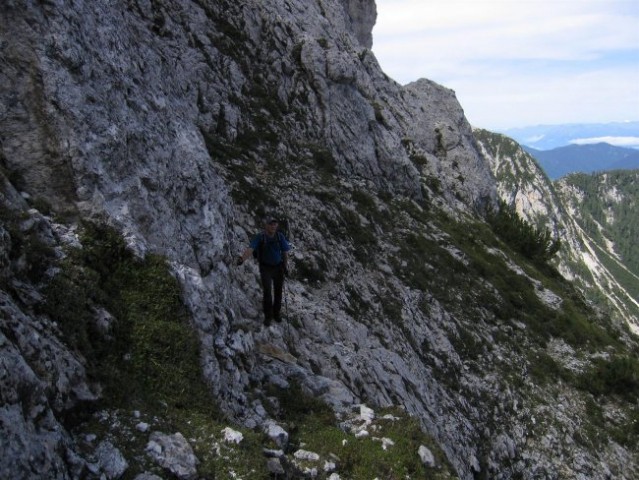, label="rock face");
[0,172,98,479]
[1,1,637,480]
[340,0,377,49]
